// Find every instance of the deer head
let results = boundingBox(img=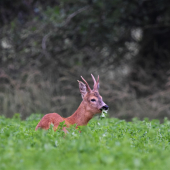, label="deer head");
[78,74,109,114]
